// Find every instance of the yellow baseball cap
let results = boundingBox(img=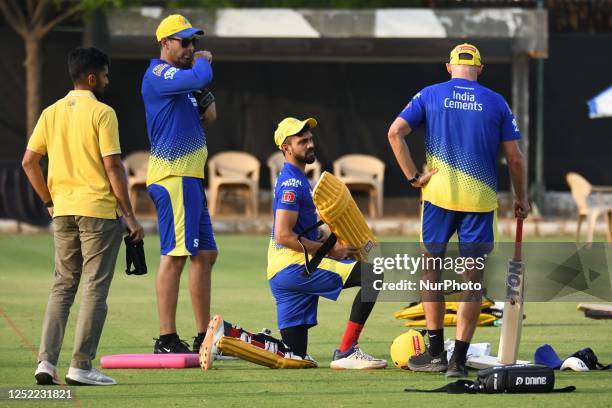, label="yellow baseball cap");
[156,14,204,42]
[449,43,482,66]
[274,117,317,148]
